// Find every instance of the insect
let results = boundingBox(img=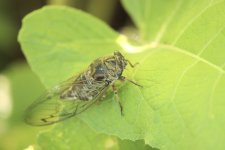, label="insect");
[24,51,142,126]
